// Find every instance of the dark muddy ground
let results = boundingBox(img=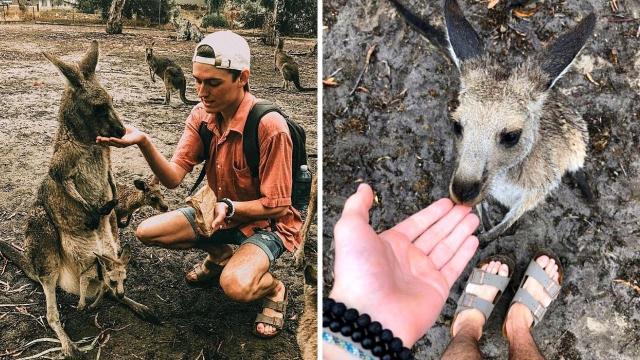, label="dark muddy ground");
[323,0,639,359]
[0,24,317,359]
